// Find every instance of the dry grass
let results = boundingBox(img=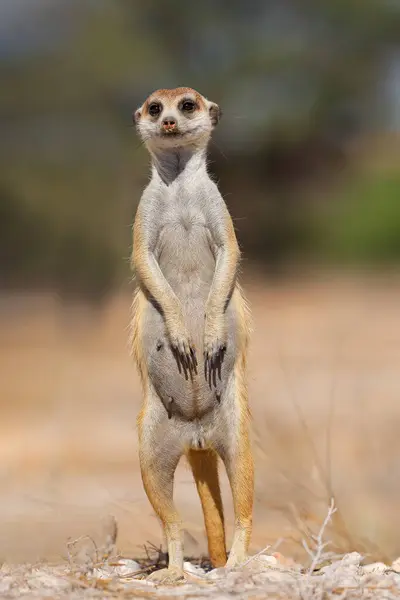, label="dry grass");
[1,273,400,568]
[2,501,400,599]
